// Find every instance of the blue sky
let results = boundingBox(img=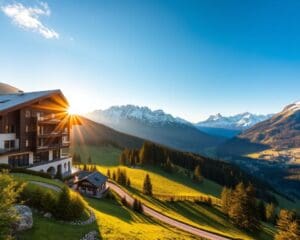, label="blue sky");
[0,0,299,122]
